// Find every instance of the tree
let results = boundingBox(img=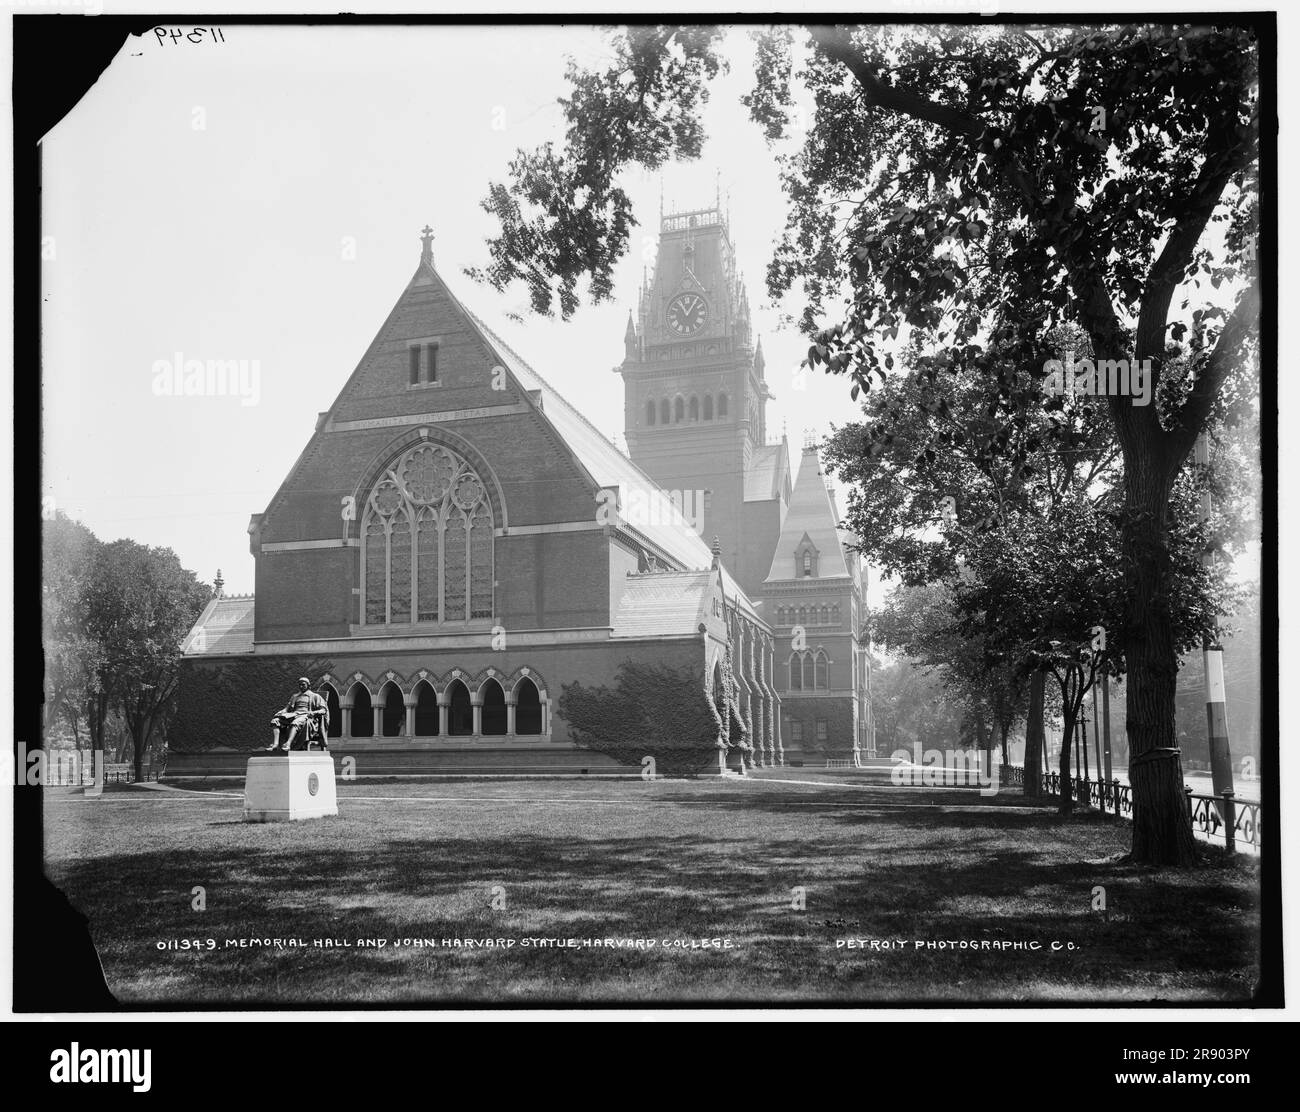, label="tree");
[81,540,210,780]
[823,328,1117,798]
[872,581,1026,776]
[42,513,102,748]
[475,23,1261,862]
